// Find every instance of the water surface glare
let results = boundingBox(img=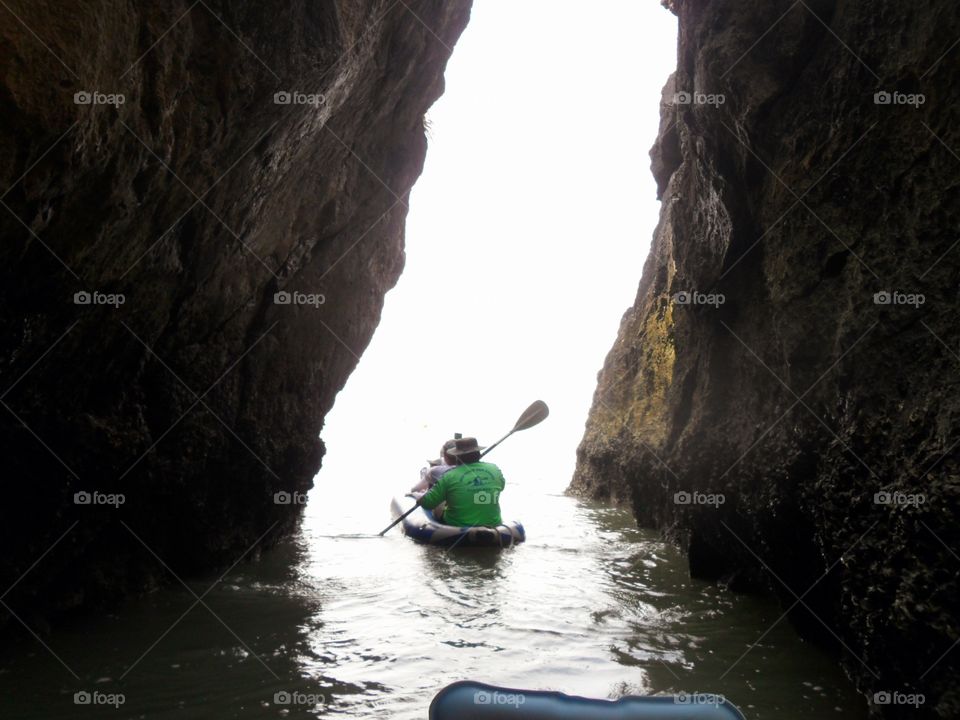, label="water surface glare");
[0,489,867,718]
